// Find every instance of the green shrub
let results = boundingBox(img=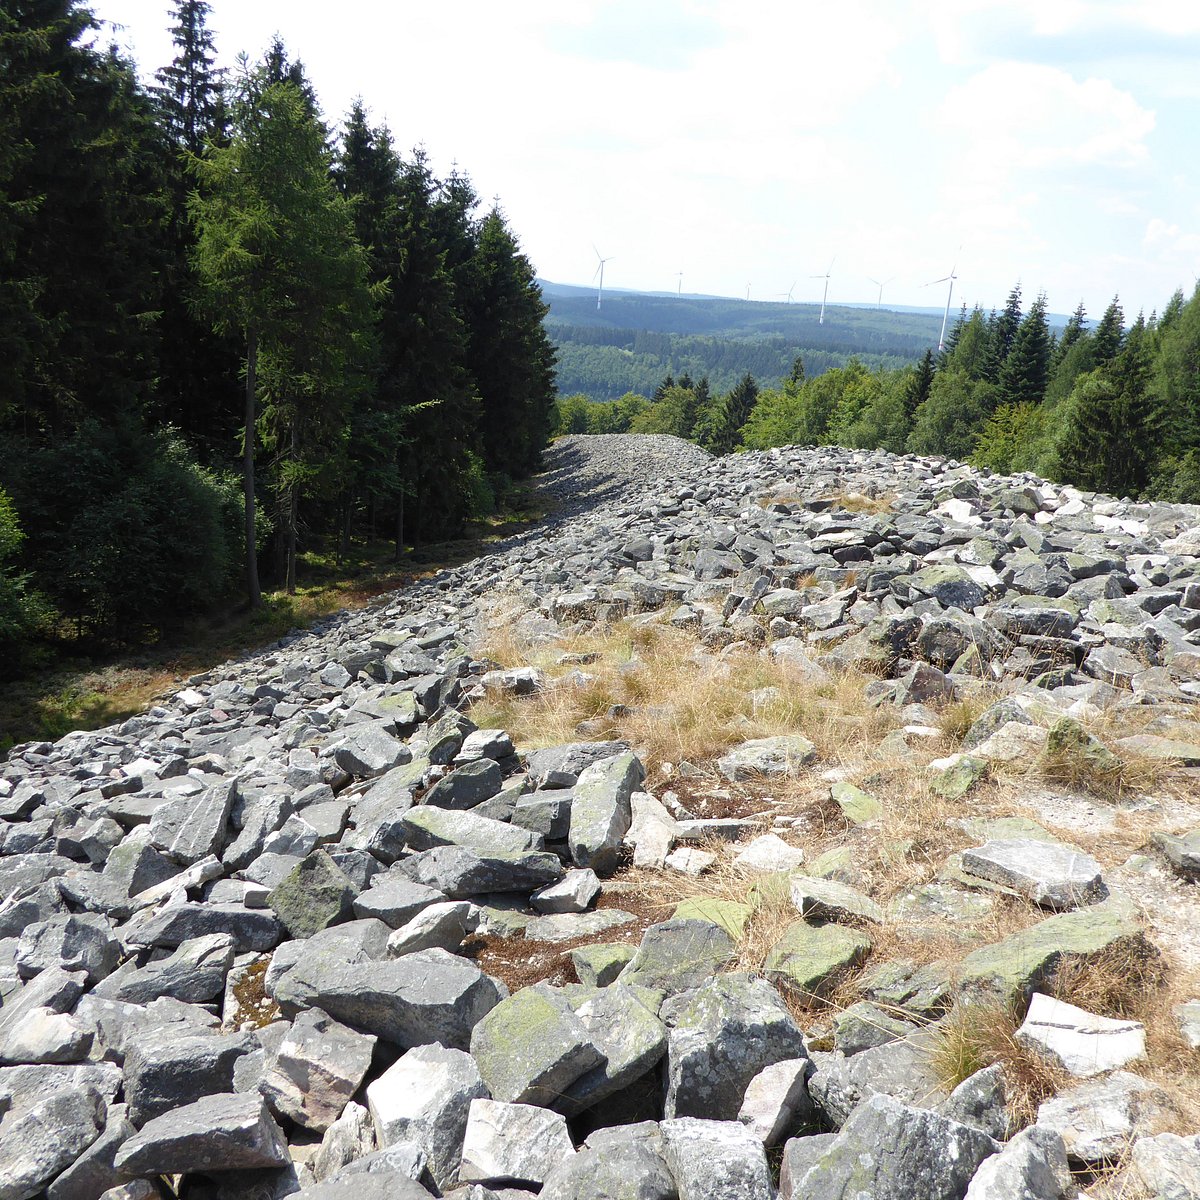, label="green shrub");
[0,489,52,677]
[6,418,241,640]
